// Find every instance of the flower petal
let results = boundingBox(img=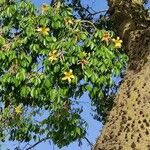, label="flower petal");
[70,75,75,79]
[62,77,68,80]
[68,78,71,83]
[37,28,42,32]
[69,69,73,73]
